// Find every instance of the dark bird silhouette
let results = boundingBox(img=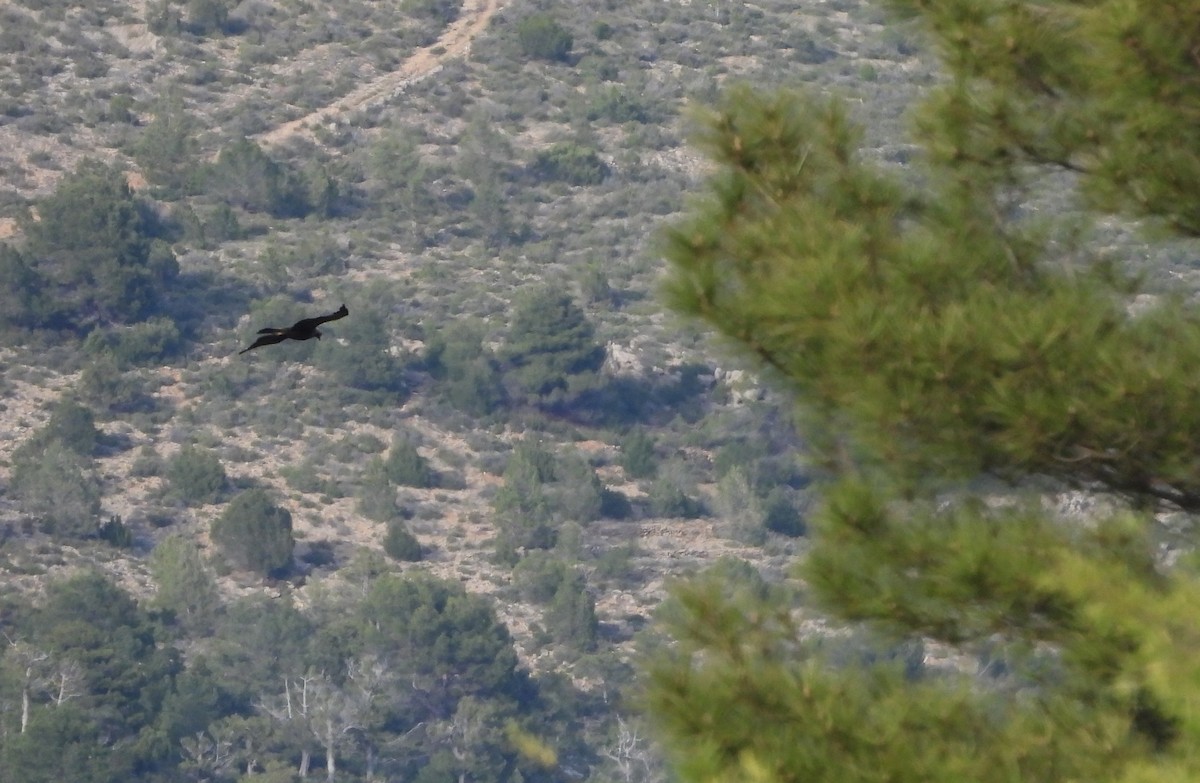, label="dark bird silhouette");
[239,304,349,355]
